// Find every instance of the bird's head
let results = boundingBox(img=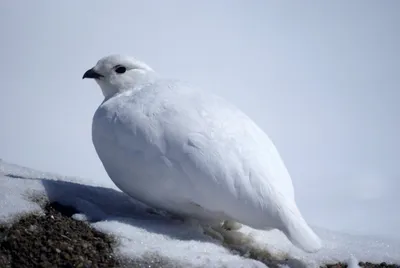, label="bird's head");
[83,54,155,98]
